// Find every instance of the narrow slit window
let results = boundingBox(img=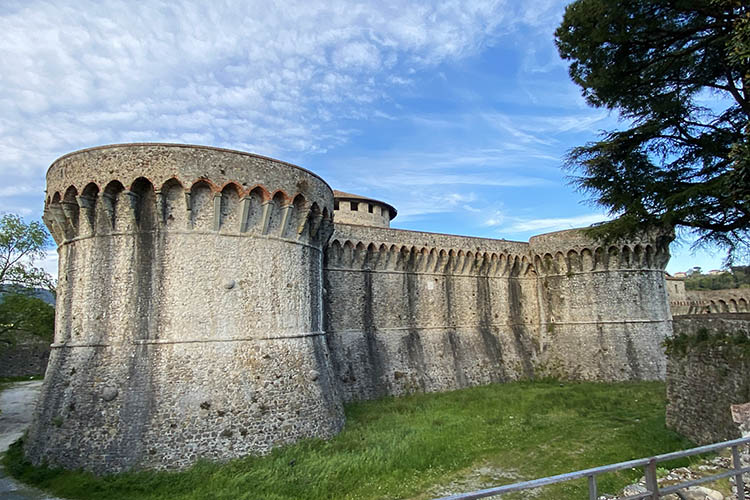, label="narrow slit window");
[334,200,339,210]
[368,204,373,213]
[351,201,358,211]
